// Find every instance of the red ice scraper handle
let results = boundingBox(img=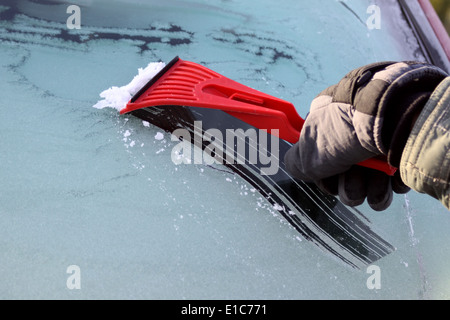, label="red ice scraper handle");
[120,57,397,176]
